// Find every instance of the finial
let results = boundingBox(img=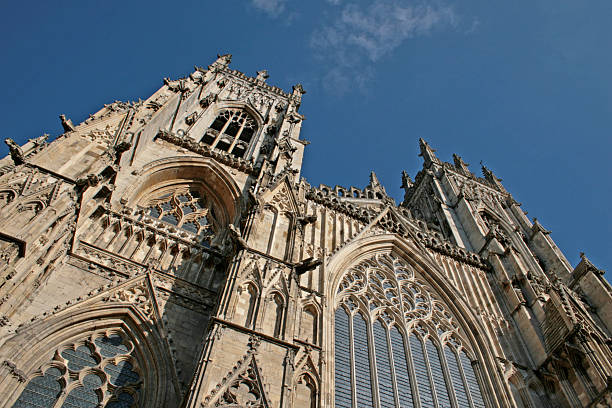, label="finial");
[418,138,438,166]
[480,161,506,192]
[453,154,471,175]
[369,171,381,187]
